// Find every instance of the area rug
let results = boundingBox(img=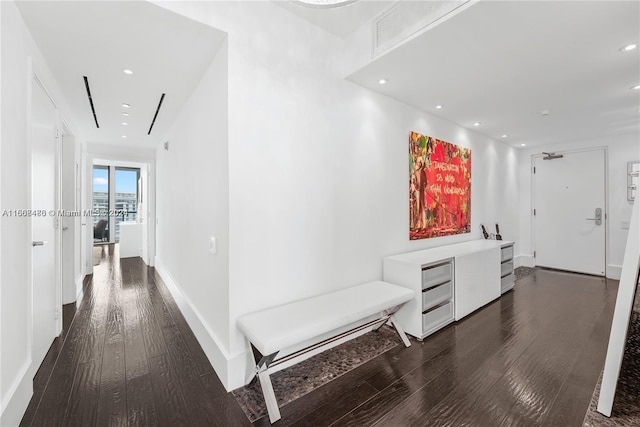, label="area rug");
[584,300,640,426]
[231,326,400,422]
[514,266,535,281]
